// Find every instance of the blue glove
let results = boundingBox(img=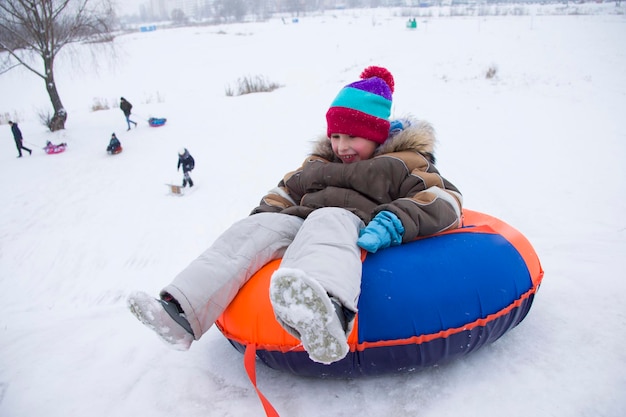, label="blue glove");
[357,211,404,253]
[389,118,412,137]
